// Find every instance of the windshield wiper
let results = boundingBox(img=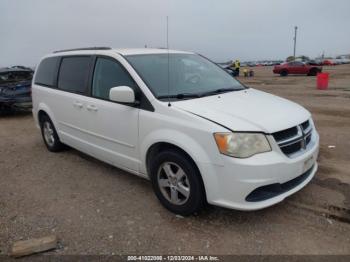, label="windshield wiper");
[157,88,242,100]
[200,88,241,97]
[157,93,201,100]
